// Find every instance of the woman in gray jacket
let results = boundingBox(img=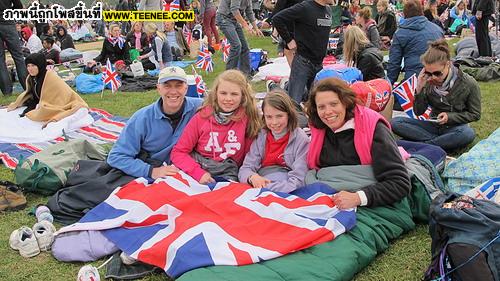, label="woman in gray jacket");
[239,91,310,193]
